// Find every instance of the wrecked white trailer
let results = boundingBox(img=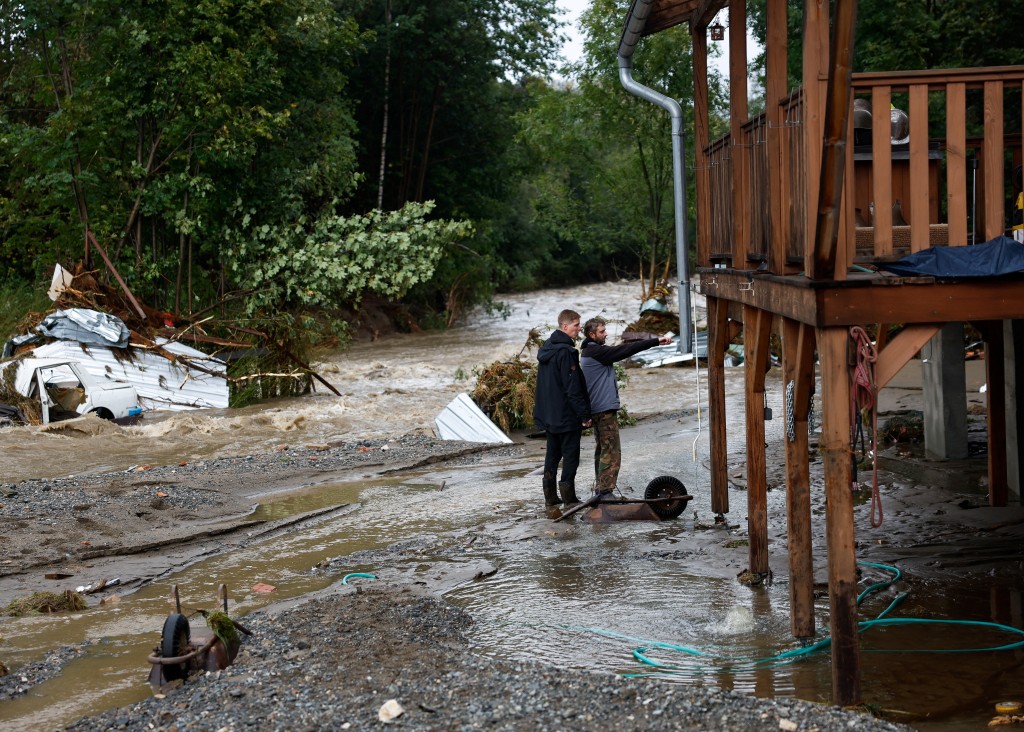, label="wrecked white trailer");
[30,339,229,412]
[9,357,143,424]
